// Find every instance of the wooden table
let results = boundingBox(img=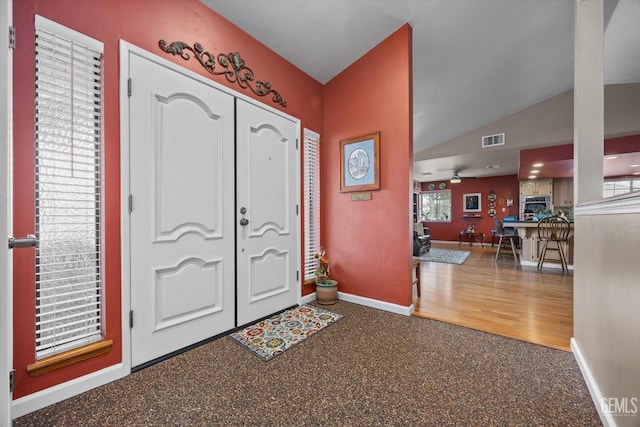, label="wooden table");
[458,231,486,247]
[412,258,421,297]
